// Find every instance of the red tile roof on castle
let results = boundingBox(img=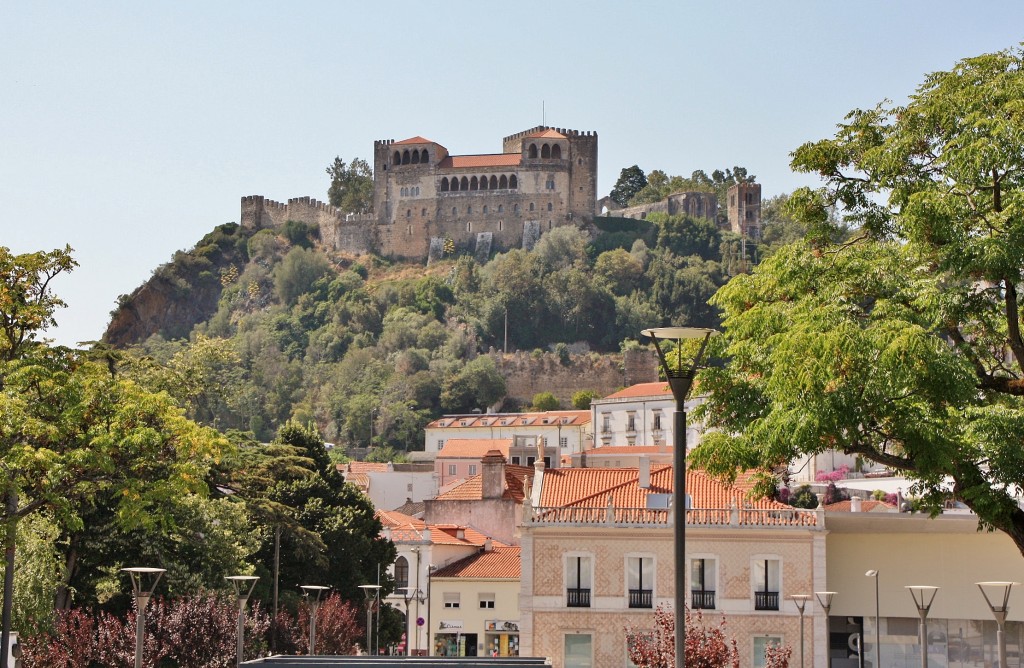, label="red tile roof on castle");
[436,464,534,503]
[438,154,523,169]
[602,382,672,399]
[540,465,793,512]
[432,546,521,579]
[524,129,566,139]
[437,439,512,459]
[394,136,436,145]
[427,410,590,429]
